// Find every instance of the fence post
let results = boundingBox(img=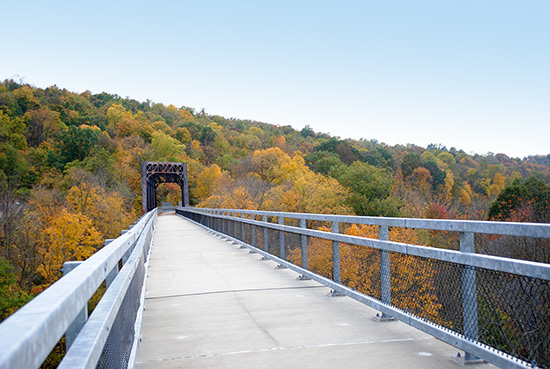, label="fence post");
[376,225,394,321]
[328,221,344,296]
[63,261,87,350]
[103,239,118,289]
[232,212,237,239]
[237,213,246,248]
[453,231,484,365]
[277,216,287,268]
[251,213,256,247]
[262,214,269,260]
[241,213,246,243]
[298,217,310,280]
[331,221,341,285]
